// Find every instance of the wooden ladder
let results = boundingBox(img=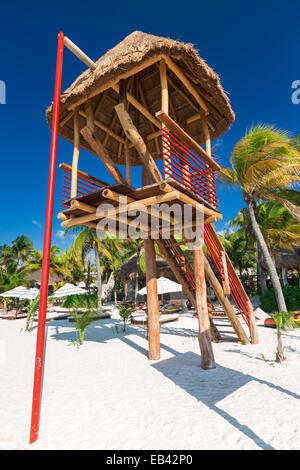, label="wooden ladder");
[156,227,255,344]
